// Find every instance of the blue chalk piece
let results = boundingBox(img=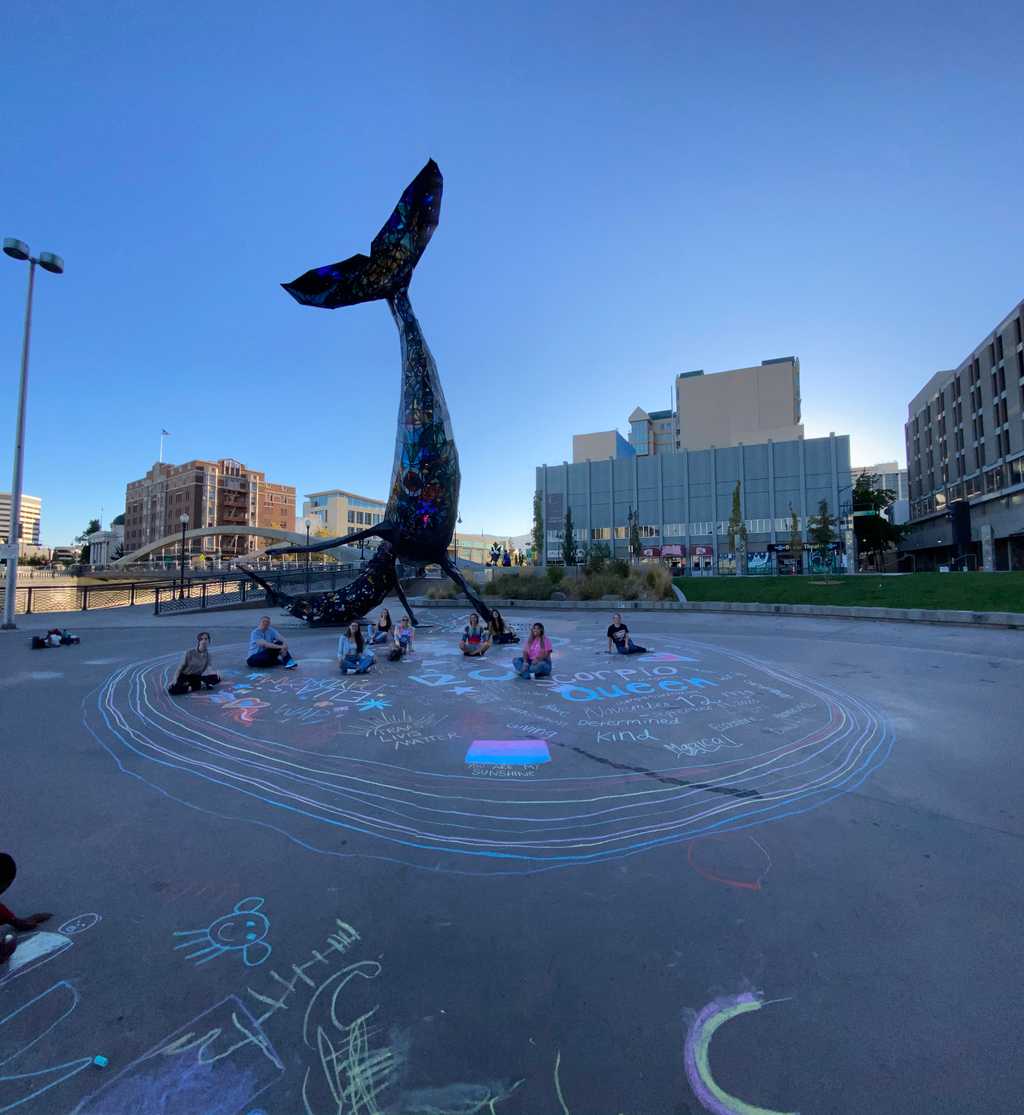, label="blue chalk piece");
[93,1055,109,1068]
